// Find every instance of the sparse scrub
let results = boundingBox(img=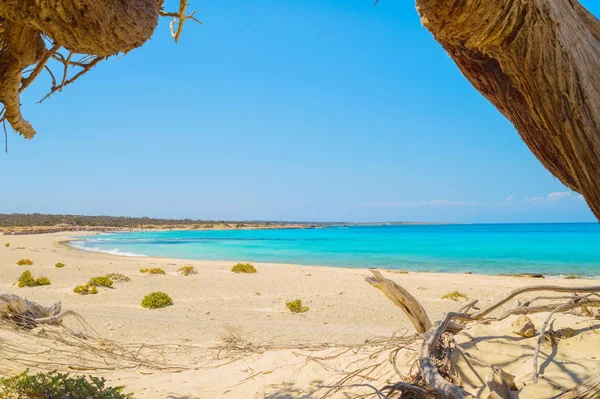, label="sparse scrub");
[4,243,9,248]
[177,266,197,276]
[17,270,50,287]
[55,262,65,268]
[286,299,309,313]
[0,370,132,399]
[231,263,257,274]
[87,276,113,288]
[139,268,148,273]
[141,292,173,309]
[16,259,33,266]
[105,273,130,282]
[74,285,98,295]
[255,292,261,296]
[441,291,469,301]
[147,268,166,275]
